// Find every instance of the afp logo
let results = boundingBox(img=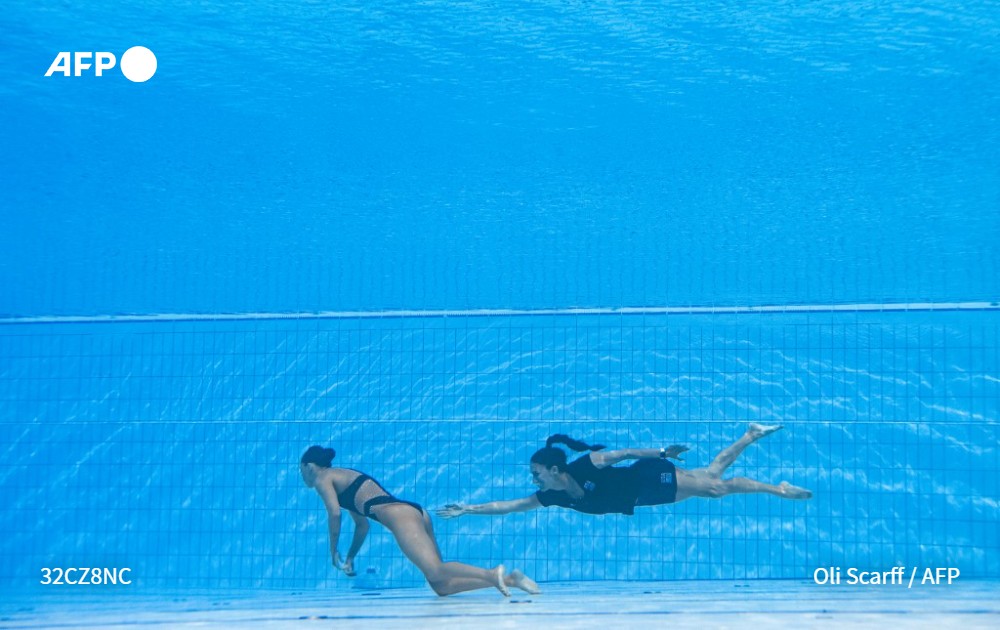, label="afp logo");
[44,46,157,82]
